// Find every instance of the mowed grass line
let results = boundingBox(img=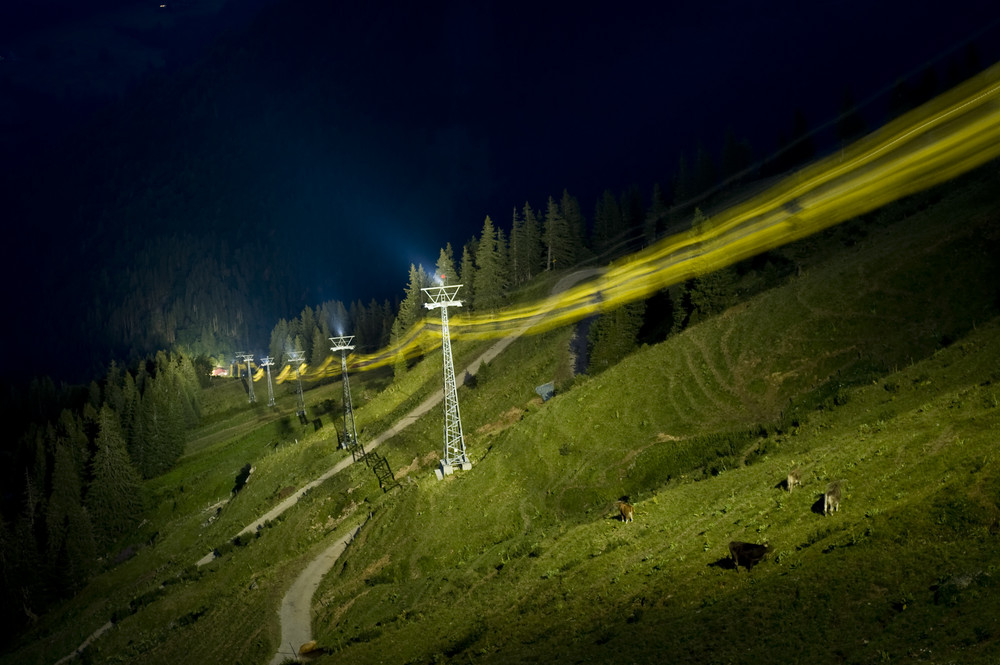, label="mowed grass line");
[312,317,1000,664]
[308,182,1000,663]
